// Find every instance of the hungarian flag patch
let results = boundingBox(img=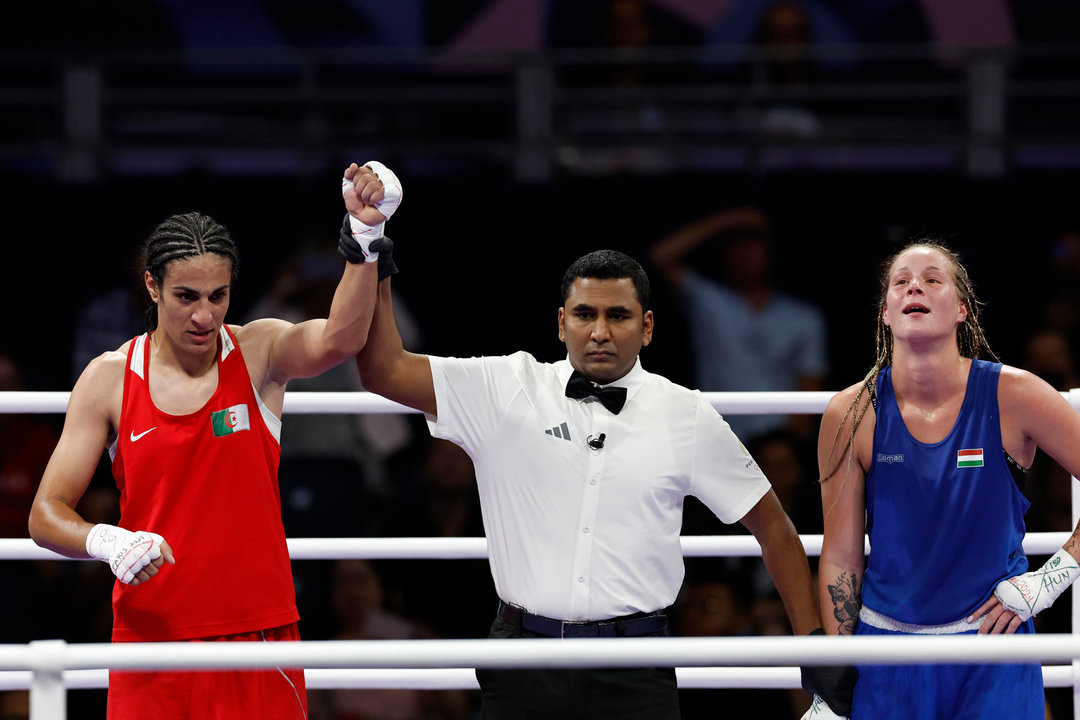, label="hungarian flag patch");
[957,448,984,468]
[211,404,250,437]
